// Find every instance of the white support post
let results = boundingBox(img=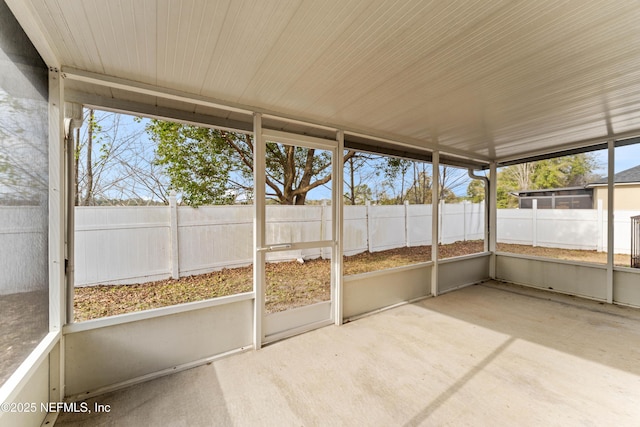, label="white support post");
[404,200,410,247]
[65,118,75,326]
[49,67,66,400]
[532,199,538,247]
[333,131,344,326]
[431,153,440,297]
[169,193,179,279]
[489,162,498,278]
[606,141,615,304]
[253,113,266,349]
[484,180,489,253]
[49,69,65,332]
